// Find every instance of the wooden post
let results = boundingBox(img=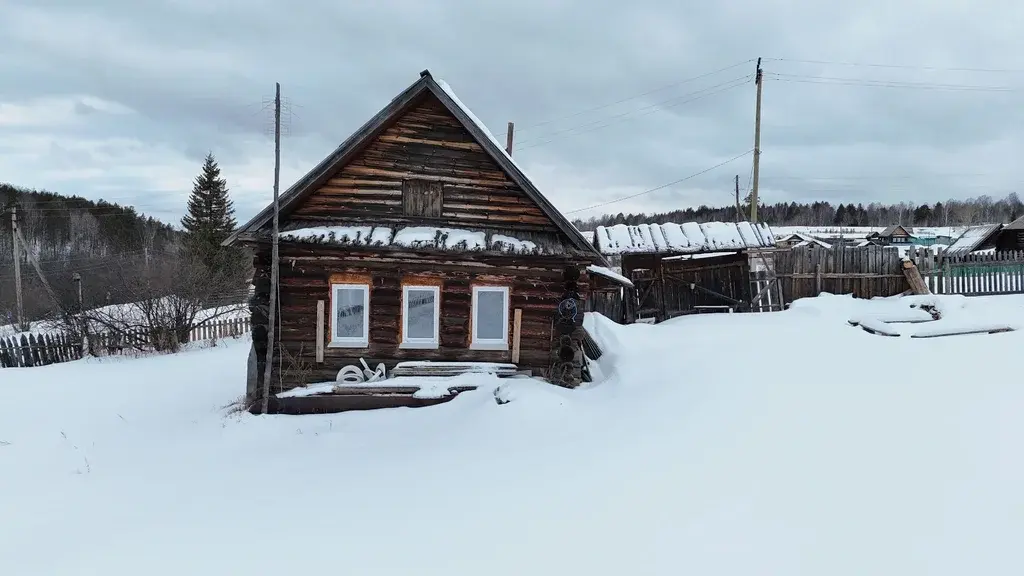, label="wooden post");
[511,308,522,363]
[506,121,514,156]
[315,300,325,364]
[814,262,822,295]
[11,206,24,328]
[750,58,763,223]
[261,82,282,415]
[734,174,741,222]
